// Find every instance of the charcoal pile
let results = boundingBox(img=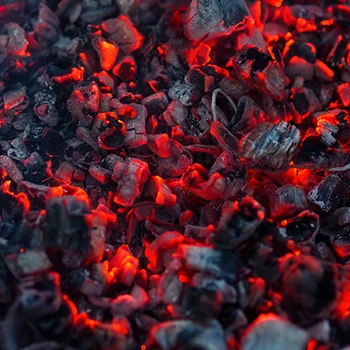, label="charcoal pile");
[2,0,350,349]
